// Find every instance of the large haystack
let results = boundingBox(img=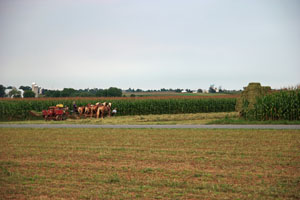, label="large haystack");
[236,83,271,115]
